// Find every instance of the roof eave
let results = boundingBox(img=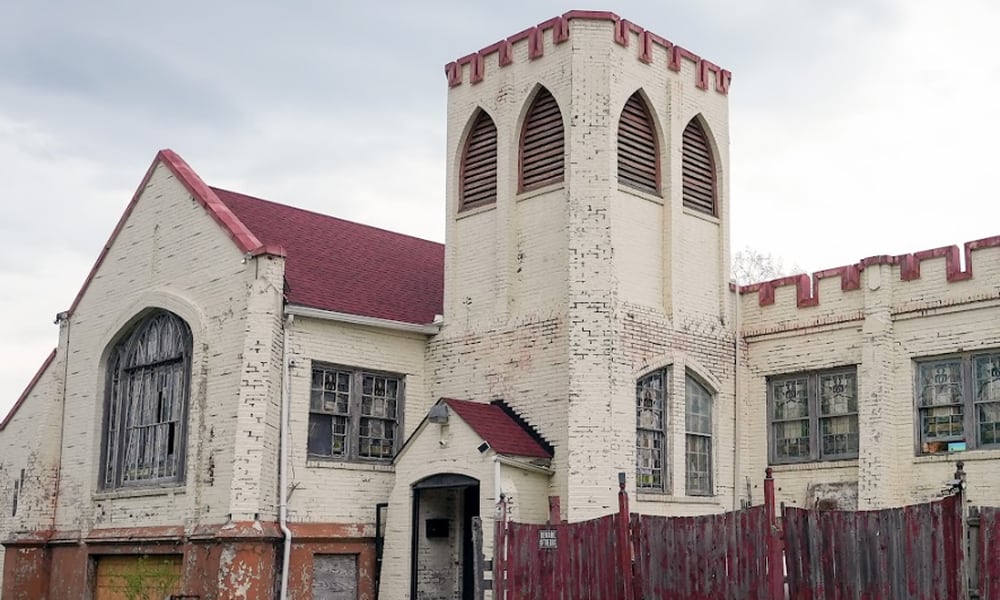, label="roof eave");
[285,304,442,335]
